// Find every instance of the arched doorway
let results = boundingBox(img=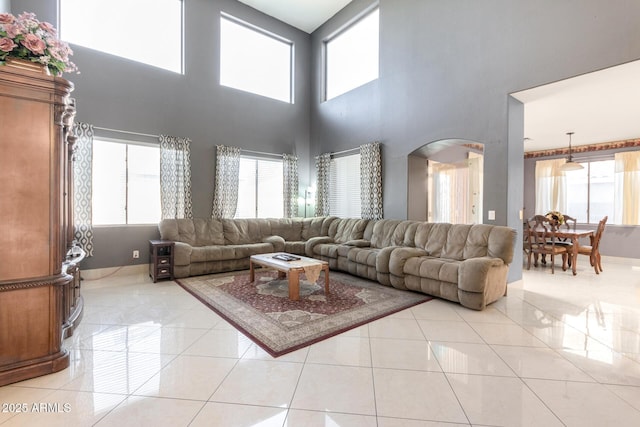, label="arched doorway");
[407,139,484,223]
